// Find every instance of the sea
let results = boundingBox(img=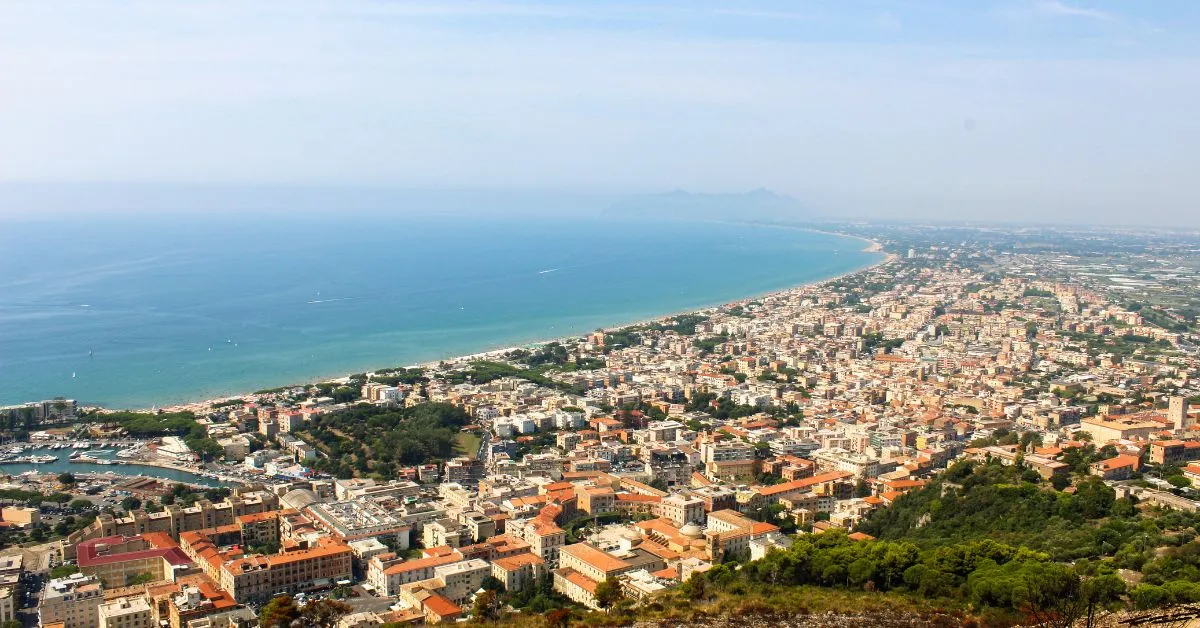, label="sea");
[0,213,882,408]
